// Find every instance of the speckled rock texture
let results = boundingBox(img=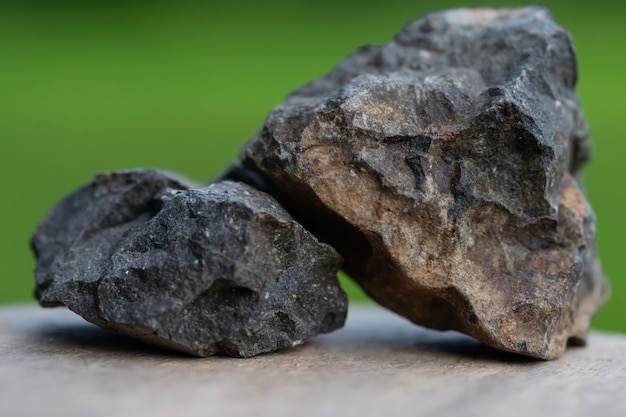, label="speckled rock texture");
[241,6,609,359]
[32,170,347,357]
